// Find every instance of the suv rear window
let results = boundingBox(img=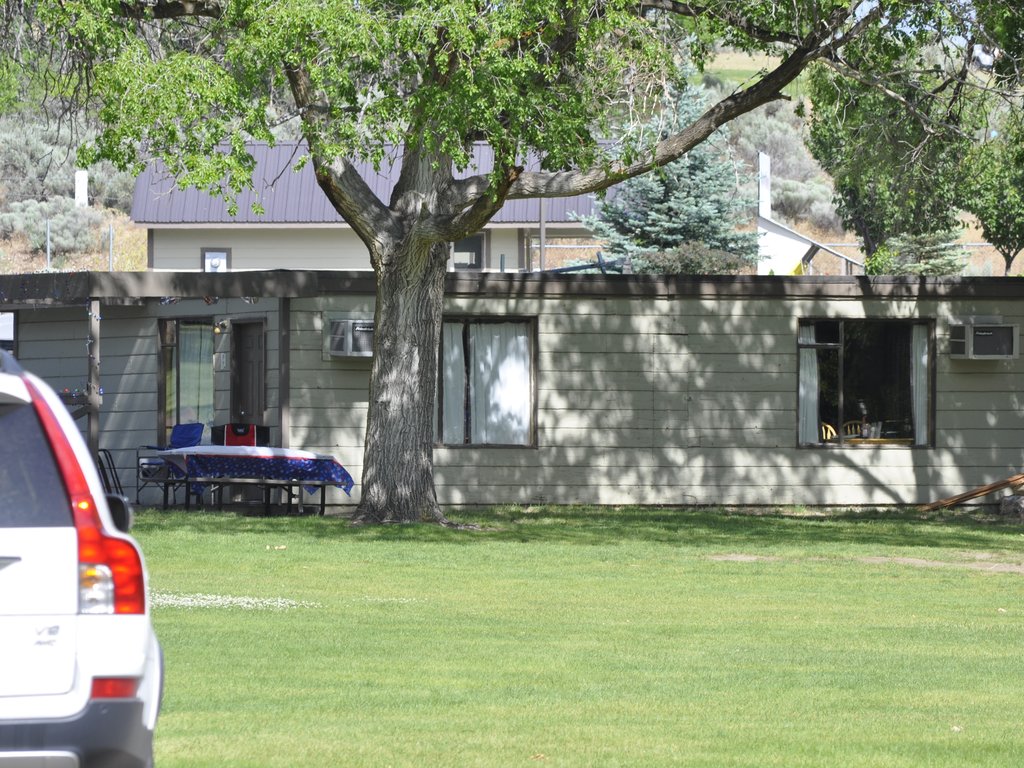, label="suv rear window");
[0,403,72,527]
